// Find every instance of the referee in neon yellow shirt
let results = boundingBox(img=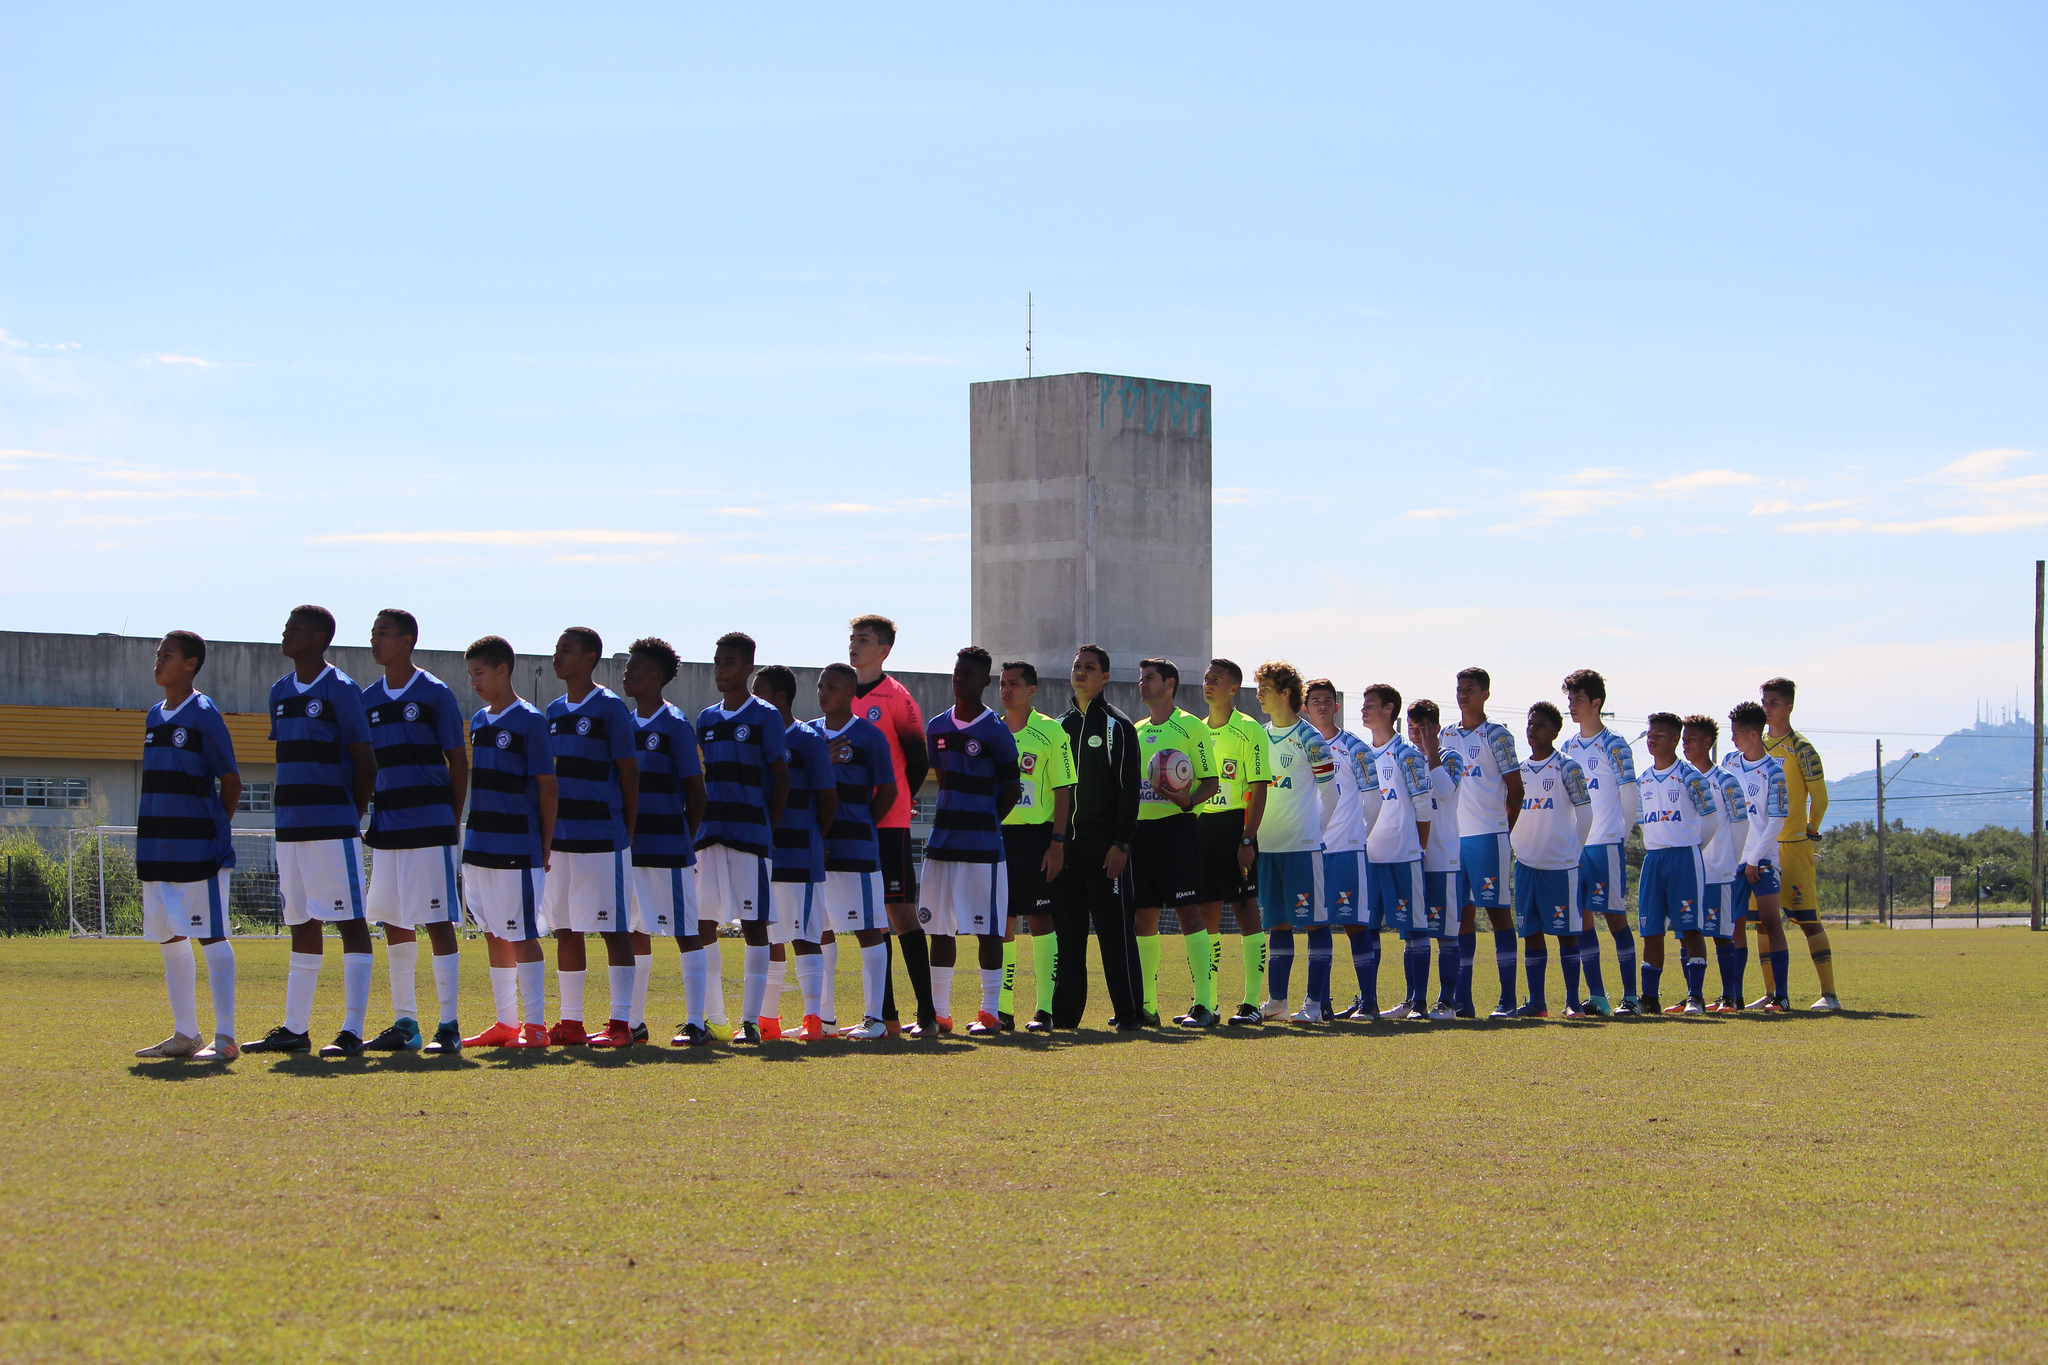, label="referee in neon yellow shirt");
[996,660,1076,1032]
